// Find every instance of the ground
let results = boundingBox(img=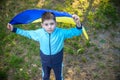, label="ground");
[0,0,120,80]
